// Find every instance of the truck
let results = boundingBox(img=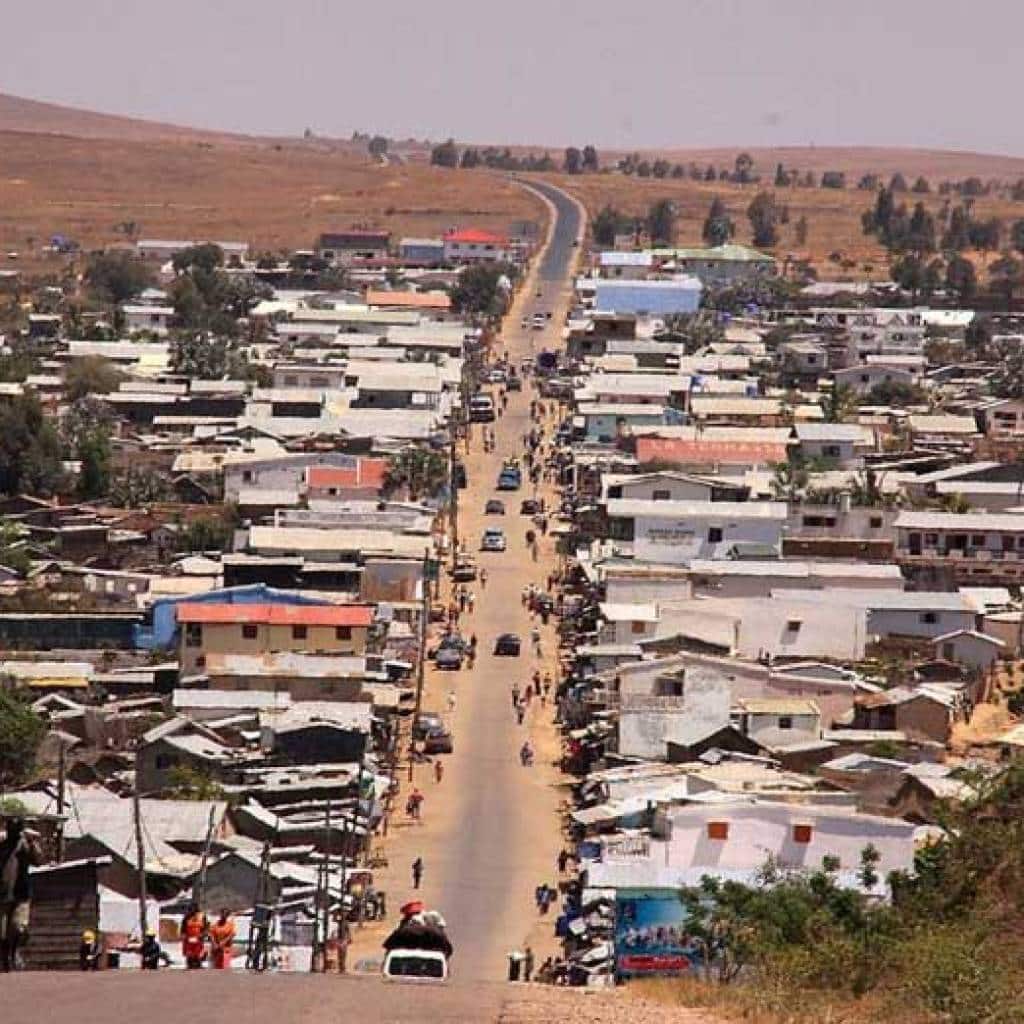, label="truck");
[382,903,453,983]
